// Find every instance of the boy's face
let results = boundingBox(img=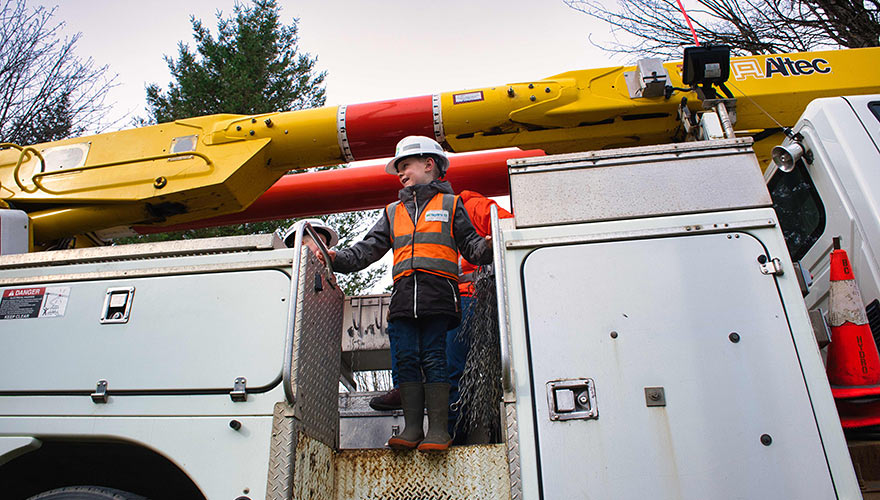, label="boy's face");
[396,156,436,187]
